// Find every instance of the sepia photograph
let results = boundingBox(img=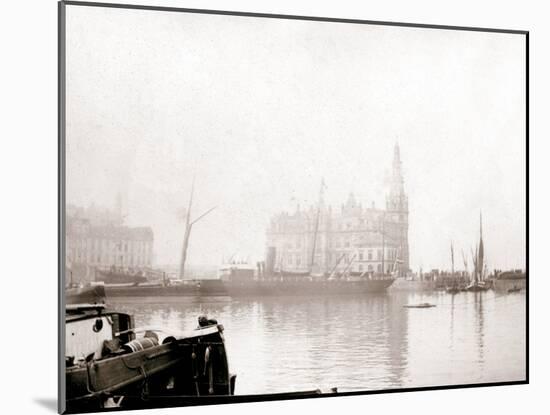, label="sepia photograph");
[60,1,527,413]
